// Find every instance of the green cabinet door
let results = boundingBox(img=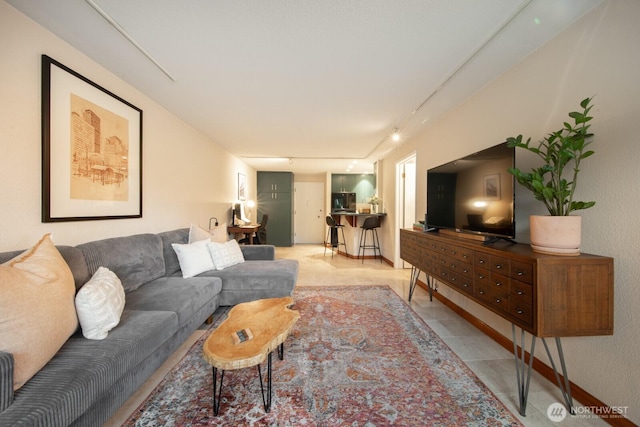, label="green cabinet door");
[257,191,293,246]
[354,174,376,204]
[257,171,293,247]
